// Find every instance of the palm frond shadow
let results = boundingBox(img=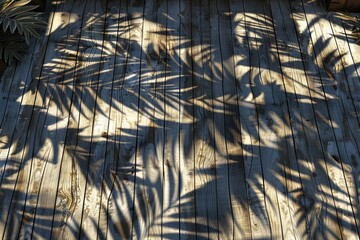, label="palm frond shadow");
[0,0,360,239]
